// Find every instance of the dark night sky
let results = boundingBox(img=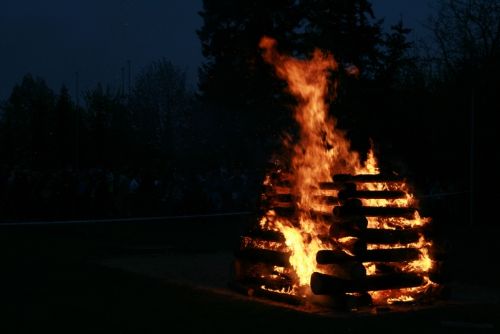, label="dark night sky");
[0,0,433,101]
